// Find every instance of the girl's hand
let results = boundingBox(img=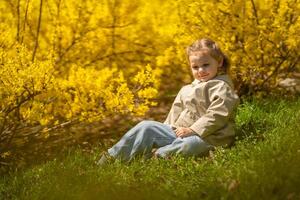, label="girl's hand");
[175,127,194,138]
